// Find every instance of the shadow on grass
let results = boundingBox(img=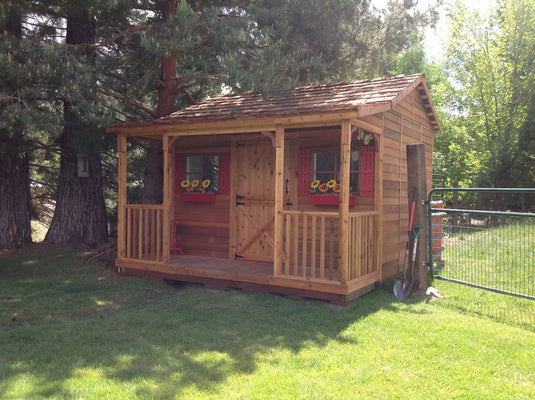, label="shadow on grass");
[0,246,419,399]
